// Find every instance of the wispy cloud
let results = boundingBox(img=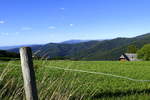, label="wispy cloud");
[0,32,9,36]
[21,27,32,31]
[0,20,5,24]
[0,32,20,36]
[15,32,20,35]
[60,8,65,10]
[48,26,56,30]
[69,24,74,27]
